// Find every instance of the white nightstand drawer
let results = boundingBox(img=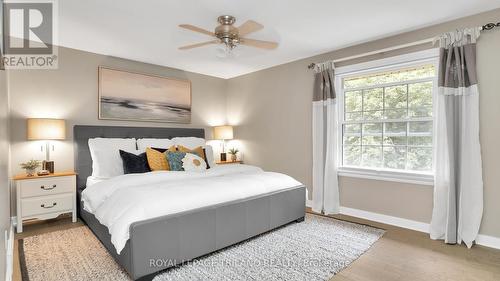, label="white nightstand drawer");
[20,176,74,198]
[14,172,77,233]
[21,194,74,217]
